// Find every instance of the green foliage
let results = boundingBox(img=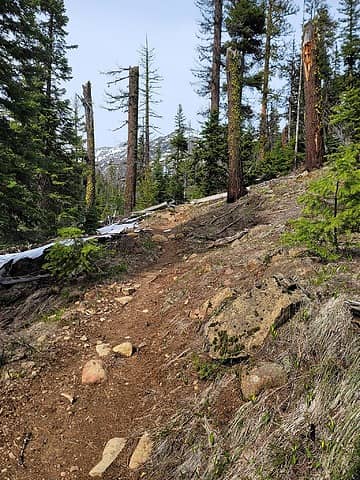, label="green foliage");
[256,139,294,180]
[43,228,104,280]
[189,112,228,196]
[136,167,159,209]
[192,355,221,380]
[283,143,360,259]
